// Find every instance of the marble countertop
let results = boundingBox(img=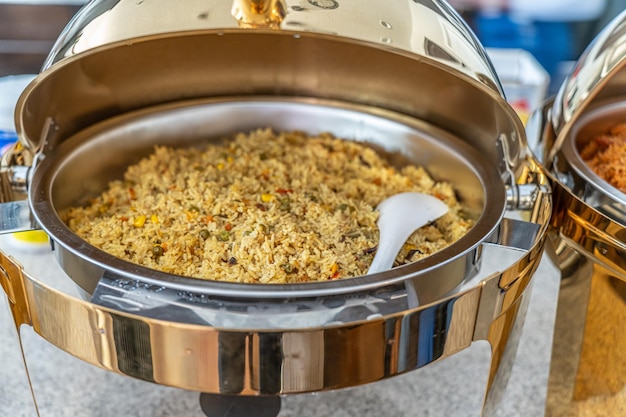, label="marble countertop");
[0,234,560,417]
